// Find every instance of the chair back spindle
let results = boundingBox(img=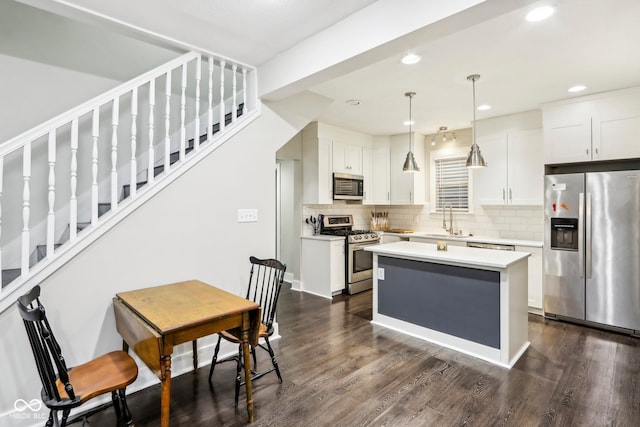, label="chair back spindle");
[246,256,285,334]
